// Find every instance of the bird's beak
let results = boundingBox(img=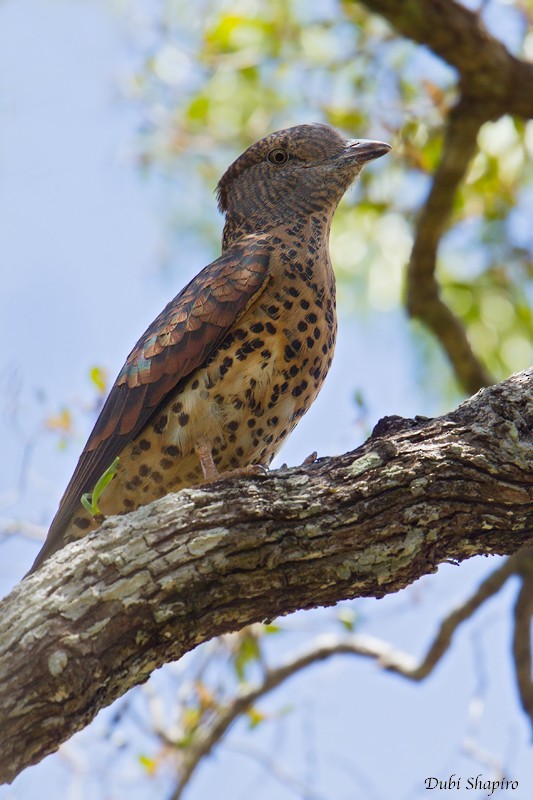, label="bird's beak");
[343,139,391,163]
